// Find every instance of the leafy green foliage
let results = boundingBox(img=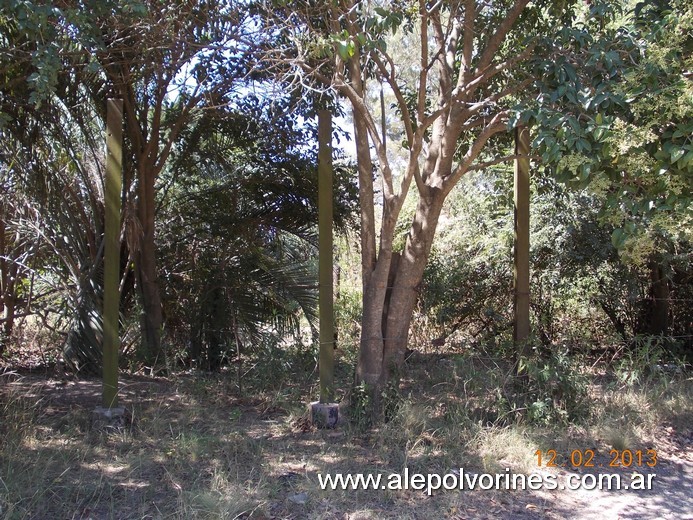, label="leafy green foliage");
[418,162,692,357]
[517,0,692,249]
[614,334,688,386]
[159,101,358,369]
[517,350,590,425]
[349,381,372,431]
